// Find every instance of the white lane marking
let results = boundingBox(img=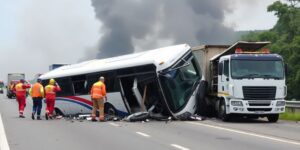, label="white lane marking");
[0,114,10,150]
[170,144,190,150]
[187,122,300,146]
[109,122,120,127]
[136,132,151,138]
